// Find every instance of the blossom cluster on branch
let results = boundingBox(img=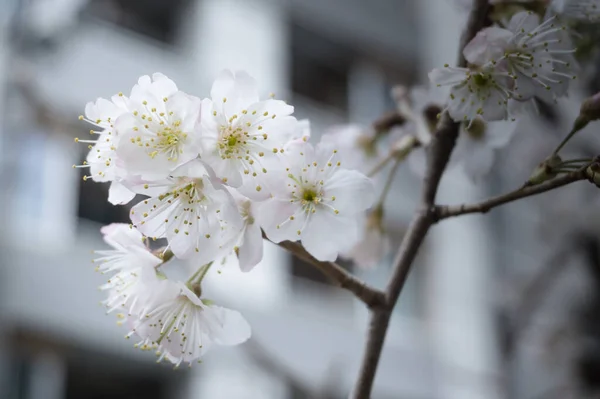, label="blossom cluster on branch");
[78,71,378,366]
[74,1,600,390]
